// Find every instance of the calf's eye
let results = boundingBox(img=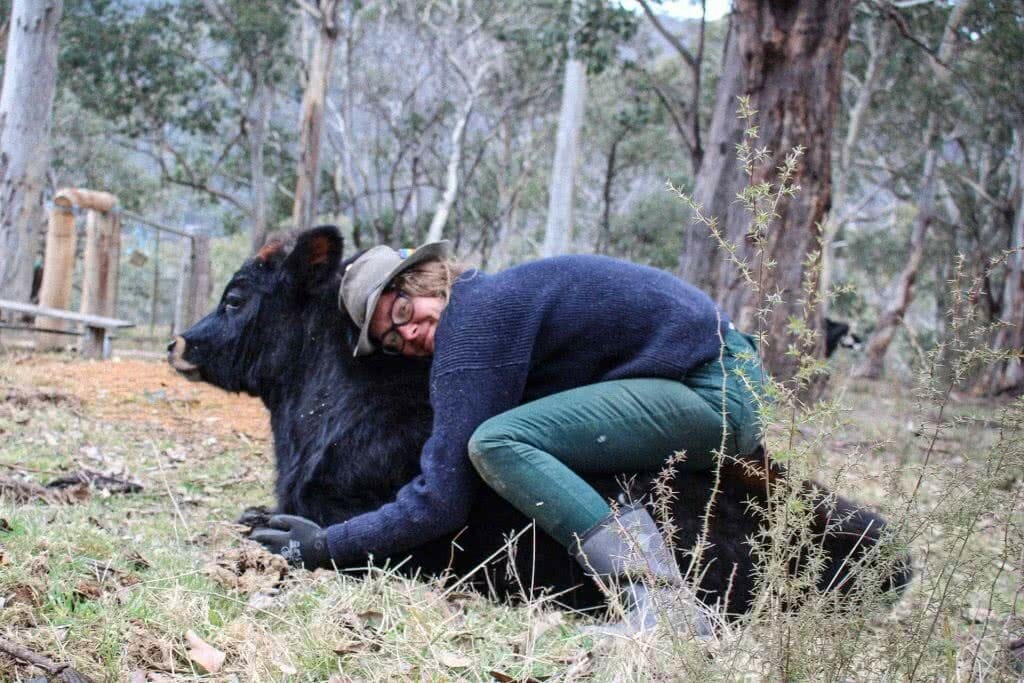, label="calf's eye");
[225,294,245,311]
